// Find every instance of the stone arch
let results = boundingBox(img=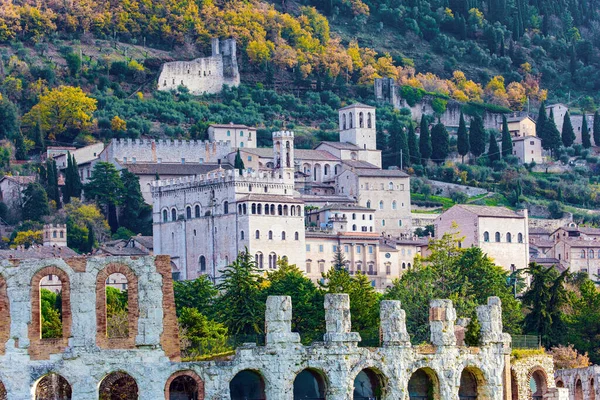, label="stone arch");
[35,373,72,400]
[96,263,139,349]
[527,367,548,400]
[407,367,440,400]
[29,266,72,359]
[314,163,322,182]
[230,369,266,400]
[575,377,584,400]
[164,370,205,400]
[0,275,9,355]
[293,368,328,399]
[353,367,386,400]
[555,379,564,388]
[511,369,519,400]
[99,371,139,400]
[459,366,489,400]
